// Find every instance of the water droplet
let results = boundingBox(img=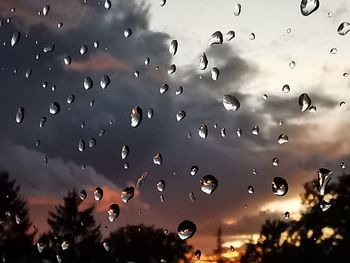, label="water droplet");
[121,145,129,160]
[263,94,268,100]
[57,22,63,28]
[282,84,290,93]
[198,53,208,70]
[134,70,139,77]
[124,163,129,170]
[221,128,226,137]
[277,133,289,144]
[88,138,96,148]
[337,22,350,36]
[15,214,21,224]
[198,124,208,139]
[78,139,85,152]
[153,153,162,165]
[272,158,279,166]
[42,4,50,16]
[121,187,134,203]
[43,43,55,53]
[160,195,165,203]
[146,108,154,119]
[84,77,93,90]
[99,74,110,89]
[37,236,49,253]
[79,190,87,201]
[156,180,165,192]
[80,44,87,55]
[25,68,32,79]
[191,166,198,176]
[39,117,47,128]
[289,60,296,69]
[200,175,218,194]
[286,28,292,33]
[237,128,242,137]
[160,83,169,94]
[299,93,311,111]
[272,177,289,196]
[67,94,75,104]
[108,204,120,222]
[249,33,255,40]
[233,3,242,16]
[330,48,337,54]
[144,57,150,65]
[189,192,196,202]
[160,0,166,6]
[42,82,48,89]
[284,211,290,220]
[177,220,197,240]
[195,249,201,260]
[327,11,332,17]
[49,102,60,115]
[175,86,183,95]
[35,140,40,147]
[169,40,178,56]
[252,168,257,175]
[211,67,219,80]
[317,168,332,196]
[136,172,147,189]
[309,105,317,112]
[94,187,103,201]
[123,28,132,38]
[340,101,346,107]
[131,106,142,127]
[103,242,110,252]
[340,162,345,169]
[63,56,71,65]
[93,41,99,48]
[11,31,20,46]
[226,31,235,41]
[104,0,111,10]
[251,126,259,135]
[247,185,254,194]
[300,0,320,16]
[176,110,186,121]
[208,31,223,45]
[15,107,24,123]
[168,64,176,75]
[320,200,331,211]
[223,95,240,111]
